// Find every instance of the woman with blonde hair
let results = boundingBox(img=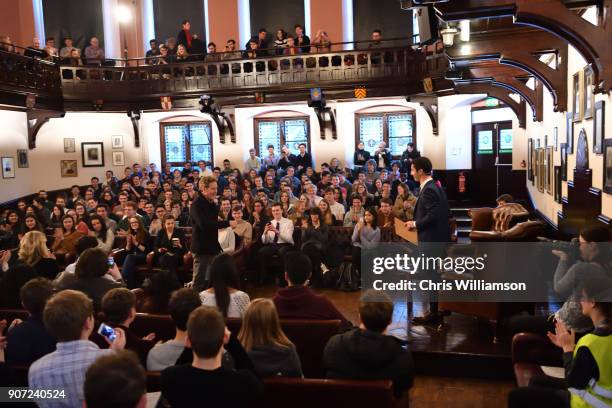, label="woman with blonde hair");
[19,230,59,279]
[238,298,303,378]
